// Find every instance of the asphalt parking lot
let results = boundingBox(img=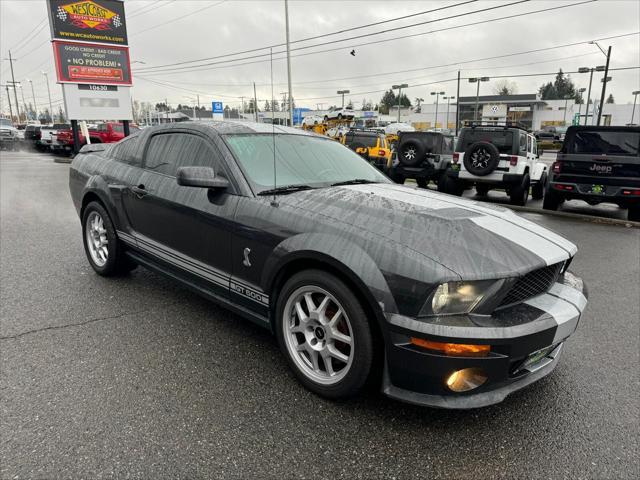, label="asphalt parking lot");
[1,151,638,479]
